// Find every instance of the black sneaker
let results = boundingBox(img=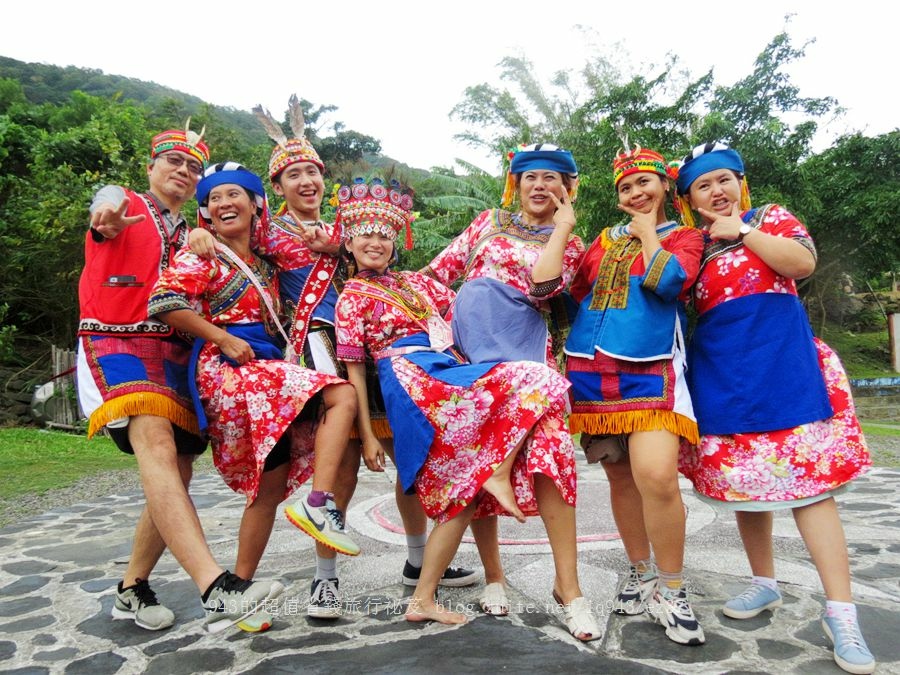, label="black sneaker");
[401,560,482,588]
[307,578,342,619]
[202,571,283,634]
